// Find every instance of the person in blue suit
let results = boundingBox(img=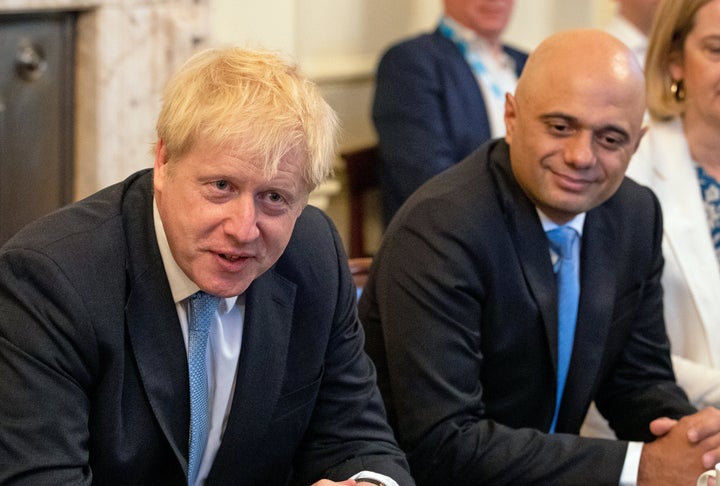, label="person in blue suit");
[373,0,528,225]
[0,46,413,486]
